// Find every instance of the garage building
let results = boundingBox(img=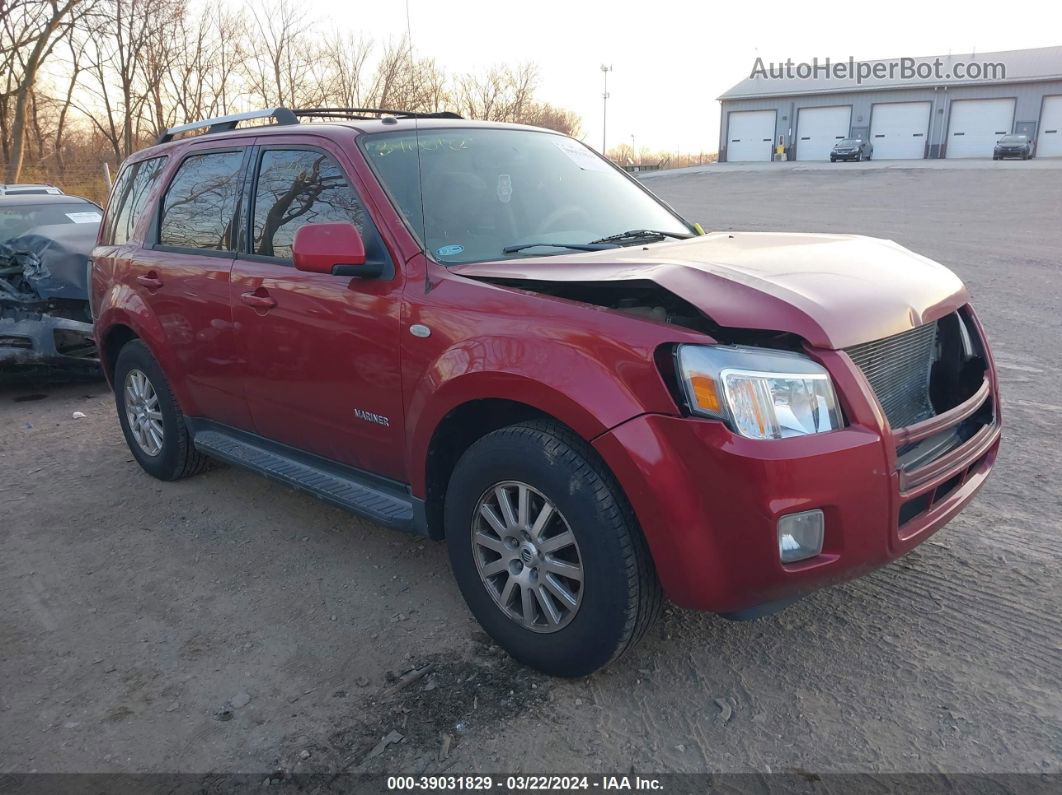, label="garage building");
[717,46,1062,162]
